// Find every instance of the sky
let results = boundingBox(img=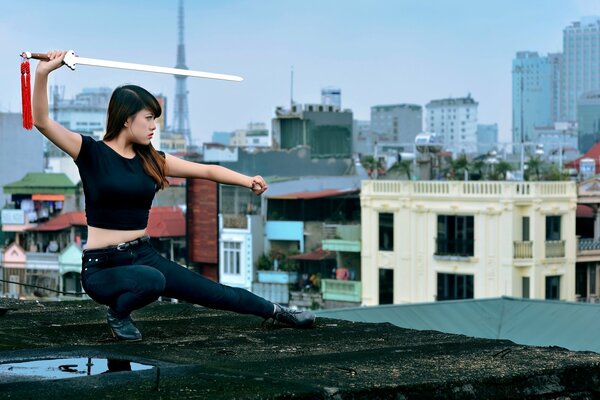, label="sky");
[1,0,600,146]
